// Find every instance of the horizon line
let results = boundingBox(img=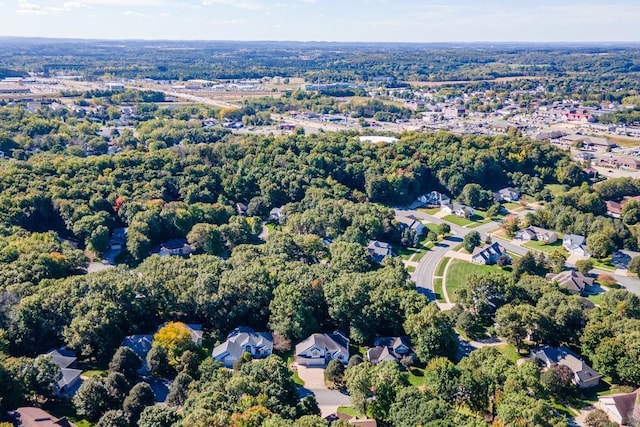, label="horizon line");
[1,35,640,45]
